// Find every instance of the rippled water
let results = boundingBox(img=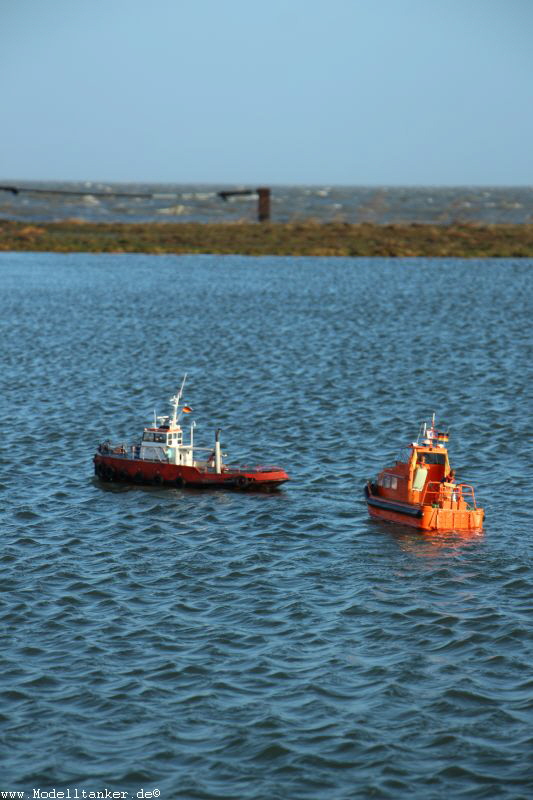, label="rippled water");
[2,182,533,224]
[1,254,532,799]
